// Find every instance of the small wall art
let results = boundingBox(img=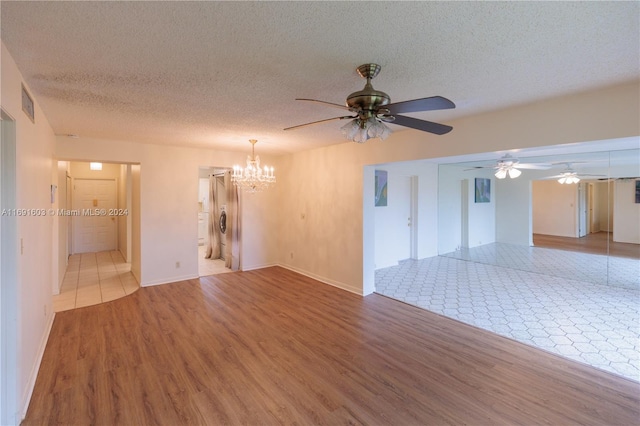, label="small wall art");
[635,180,640,203]
[475,178,491,203]
[375,170,388,207]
